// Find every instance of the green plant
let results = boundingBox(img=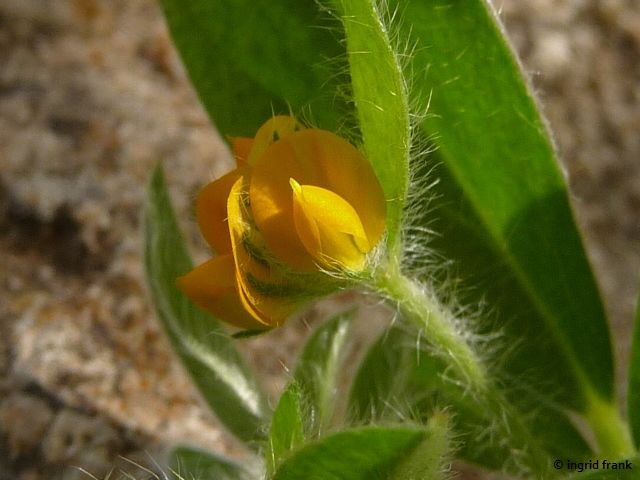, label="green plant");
[144,0,640,478]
